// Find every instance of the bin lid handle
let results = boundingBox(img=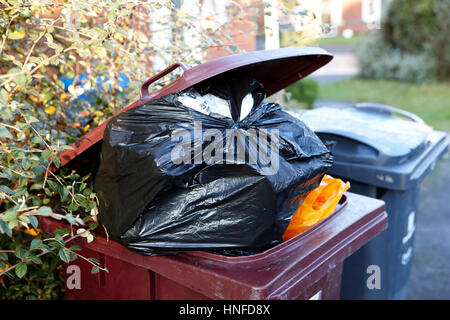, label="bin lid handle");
[140,62,191,100]
[353,102,425,124]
